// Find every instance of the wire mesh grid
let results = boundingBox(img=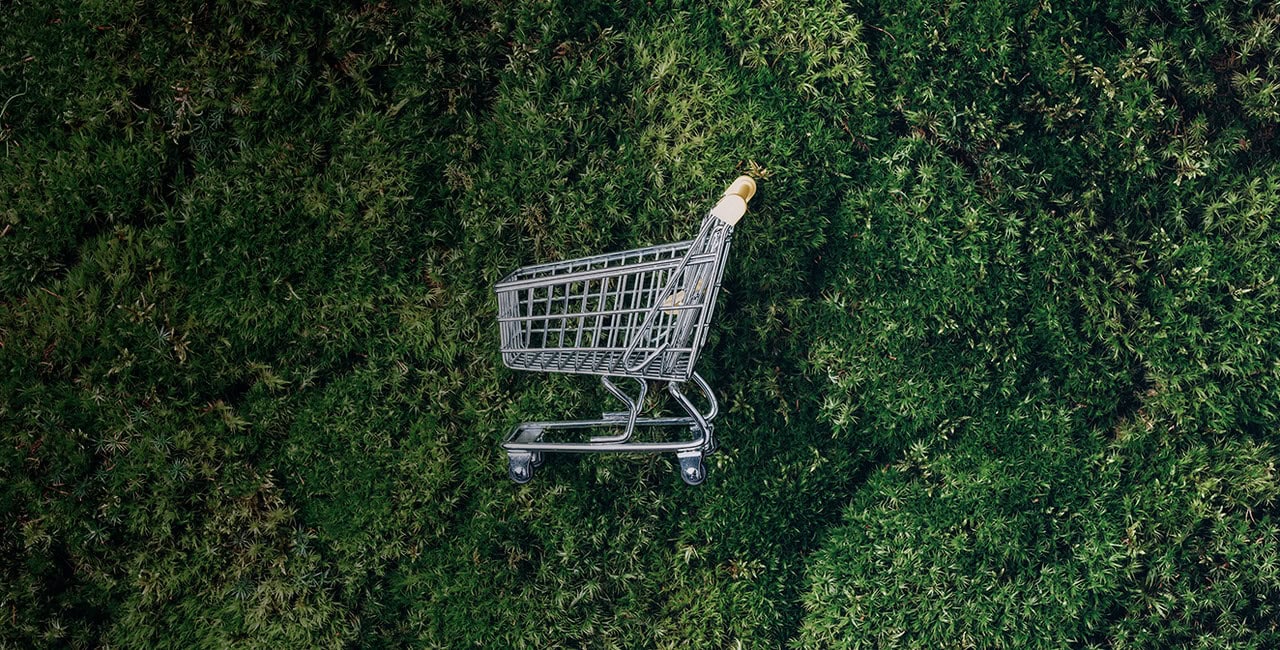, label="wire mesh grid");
[496,214,734,381]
